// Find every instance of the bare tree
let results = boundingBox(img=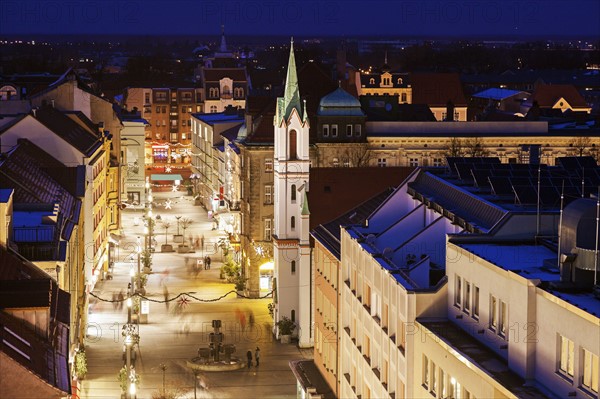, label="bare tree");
[443,137,464,157]
[341,143,374,167]
[161,220,171,245]
[180,218,193,243]
[463,137,489,157]
[569,136,593,157]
